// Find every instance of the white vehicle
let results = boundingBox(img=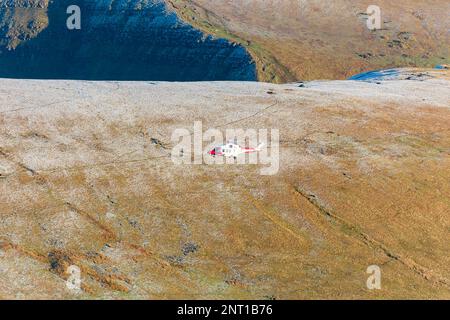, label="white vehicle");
[208,141,264,159]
